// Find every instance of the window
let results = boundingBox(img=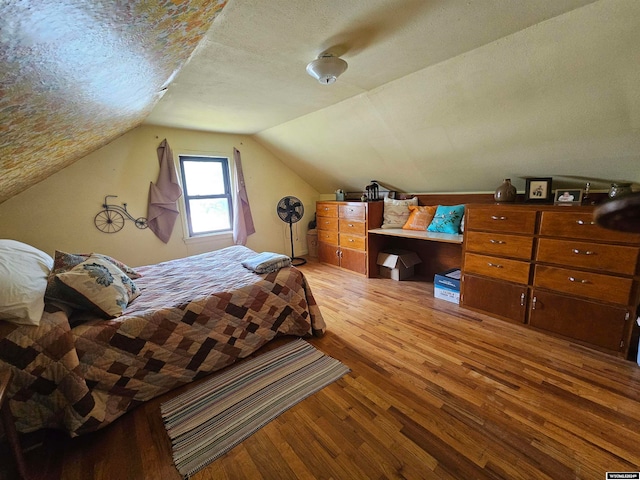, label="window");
[179,156,232,236]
